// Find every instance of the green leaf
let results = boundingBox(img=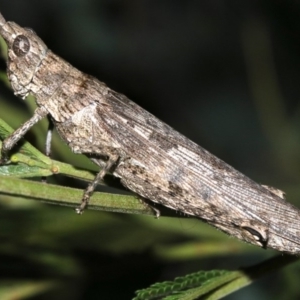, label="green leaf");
[133,255,299,300]
[0,175,157,215]
[133,270,238,300]
[0,280,57,300]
